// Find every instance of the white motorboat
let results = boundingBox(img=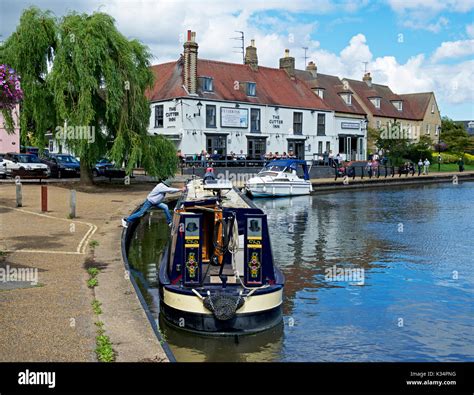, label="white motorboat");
[245,159,313,197]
